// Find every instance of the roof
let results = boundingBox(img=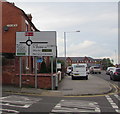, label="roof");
[58,57,102,62]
